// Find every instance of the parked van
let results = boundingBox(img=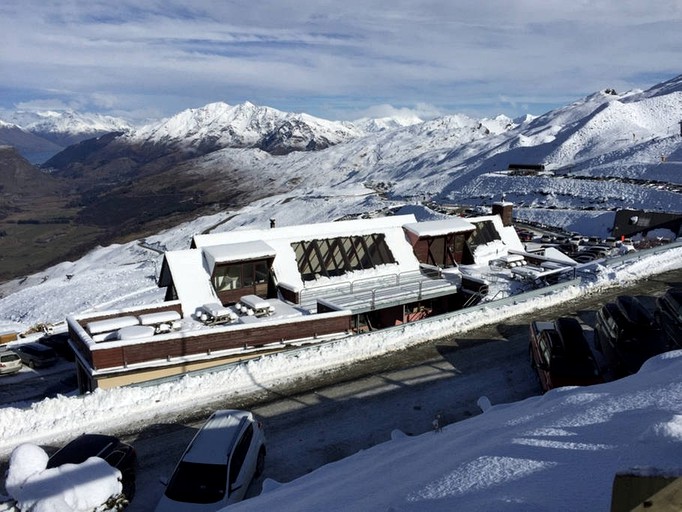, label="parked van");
[595,295,668,377]
[529,317,602,392]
